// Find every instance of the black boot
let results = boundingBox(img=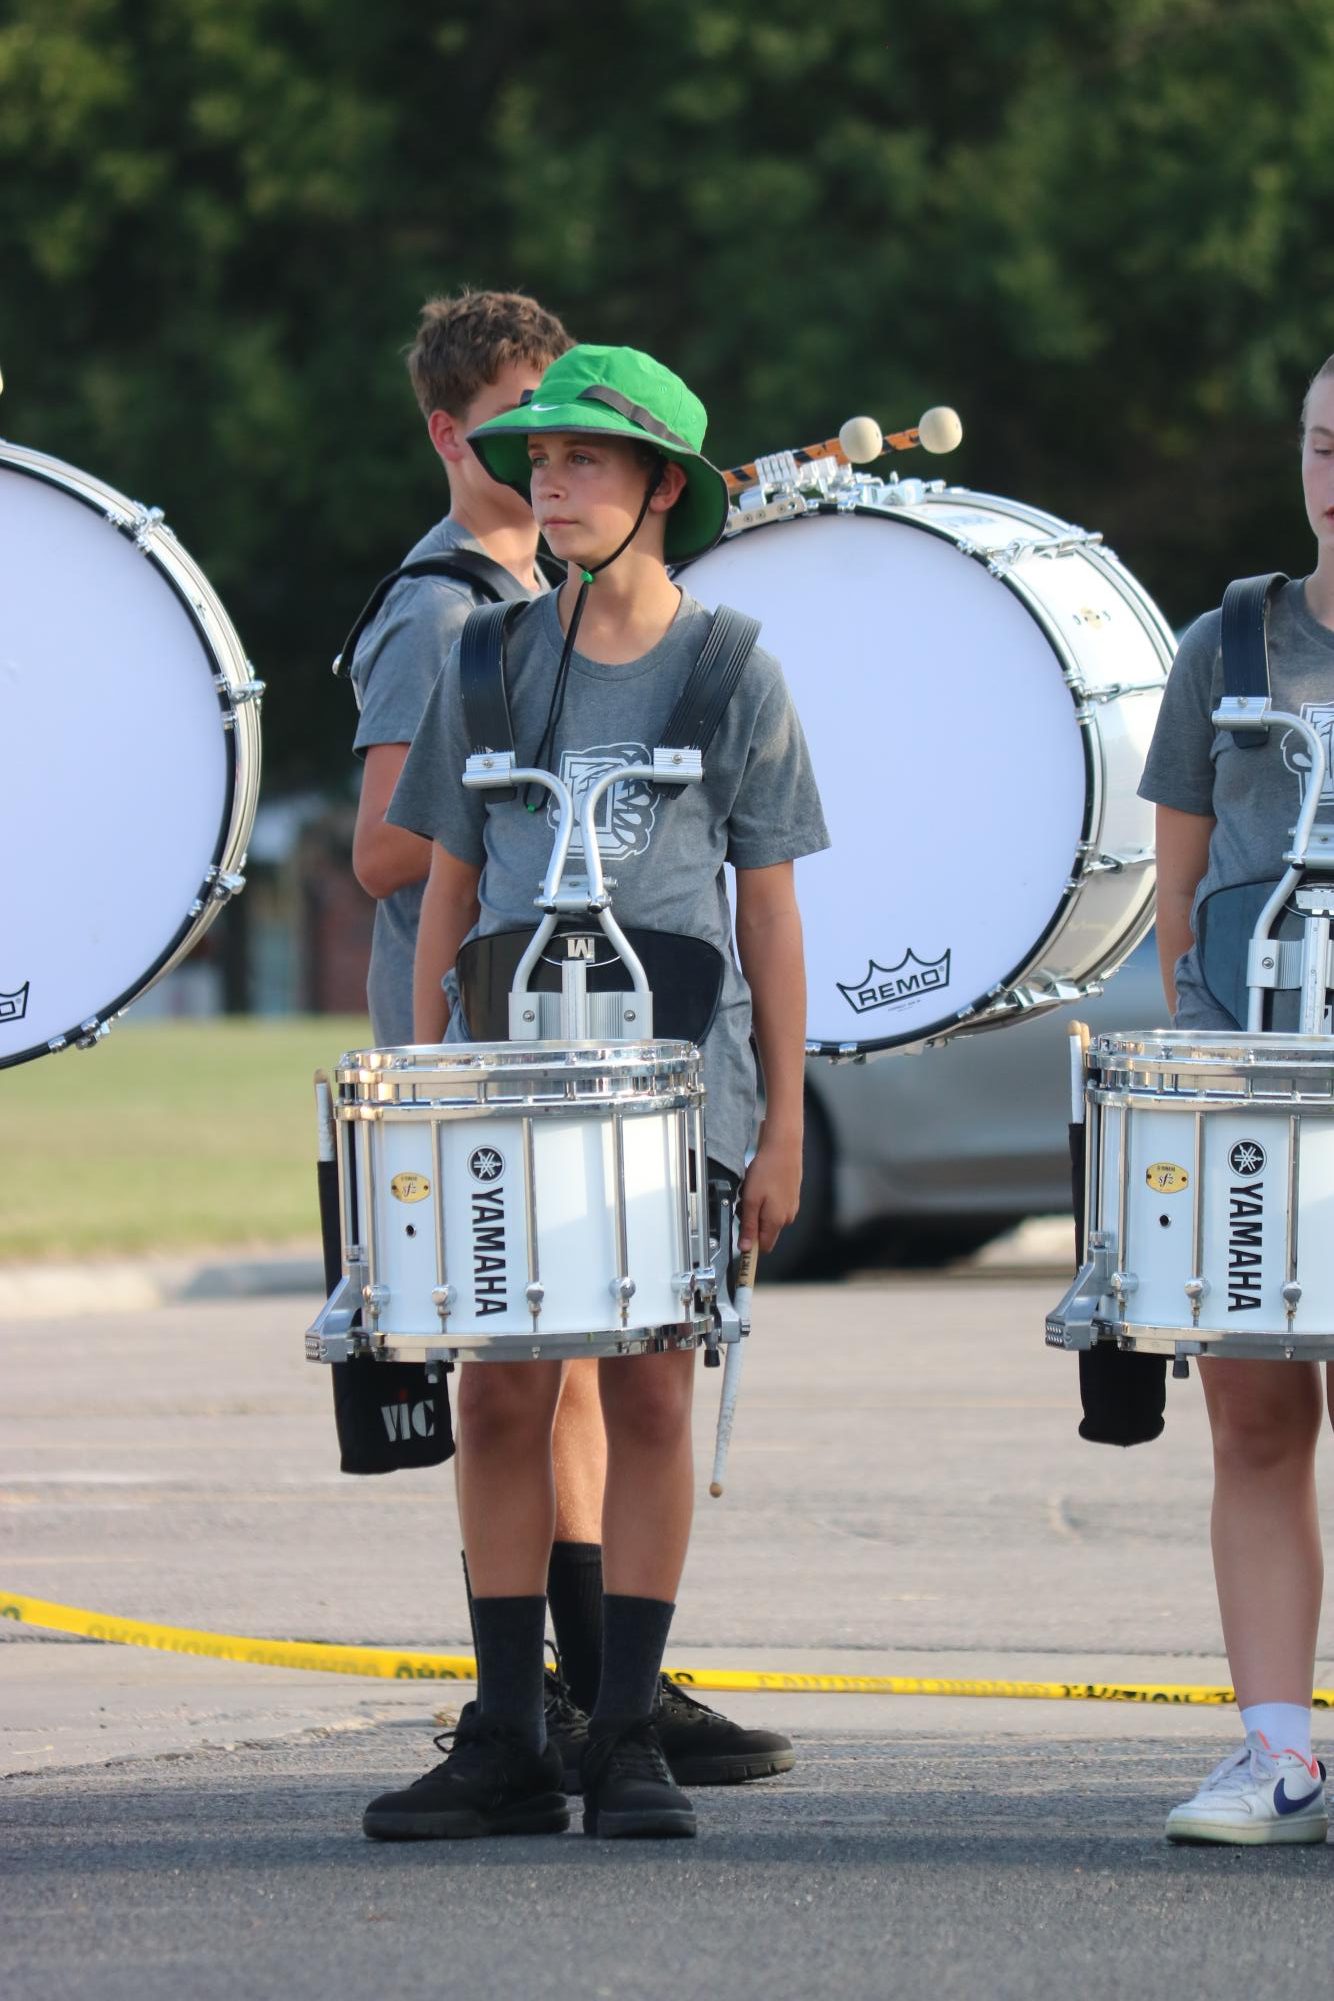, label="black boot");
[544,1666,591,1793]
[362,1702,569,1840]
[580,1716,696,1839]
[654,1676,795,1786]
